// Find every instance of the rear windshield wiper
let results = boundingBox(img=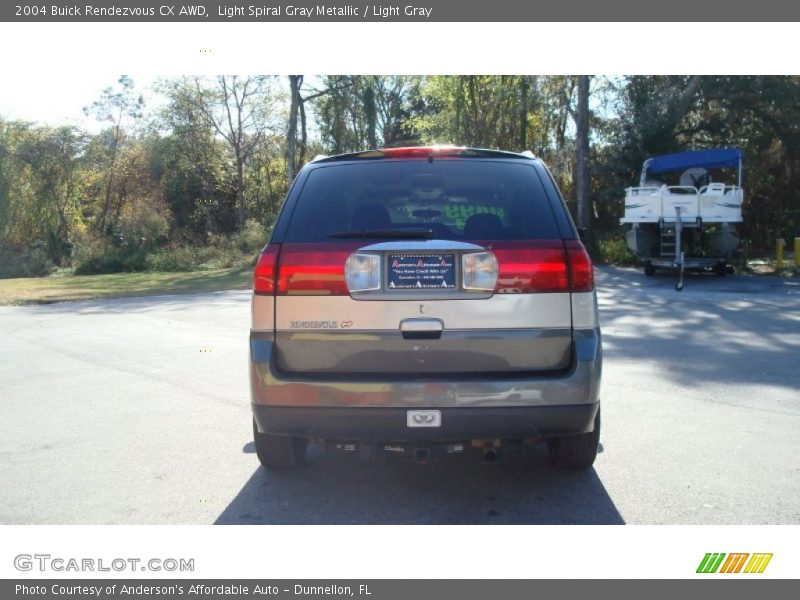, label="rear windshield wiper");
[328,228,434,240]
